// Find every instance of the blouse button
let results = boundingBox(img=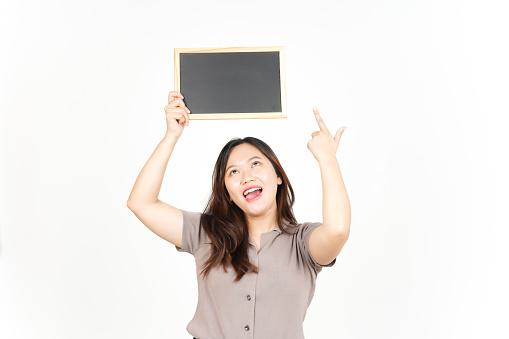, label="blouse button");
[245,325,250,331]
[247,295,251,301]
